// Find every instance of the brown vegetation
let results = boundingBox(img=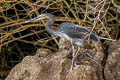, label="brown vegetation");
[0,0,119,79]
